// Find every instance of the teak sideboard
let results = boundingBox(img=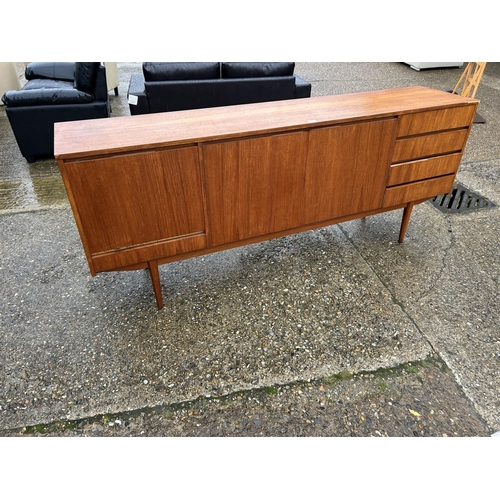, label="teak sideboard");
[54,86,478,308]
